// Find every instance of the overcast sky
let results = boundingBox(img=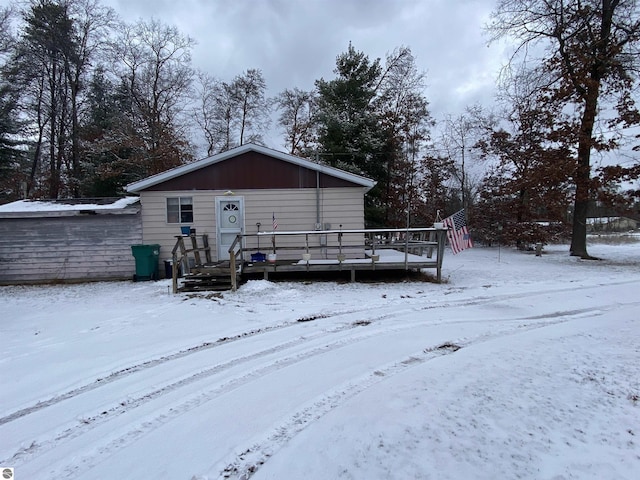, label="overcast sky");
[100,0,510,151]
